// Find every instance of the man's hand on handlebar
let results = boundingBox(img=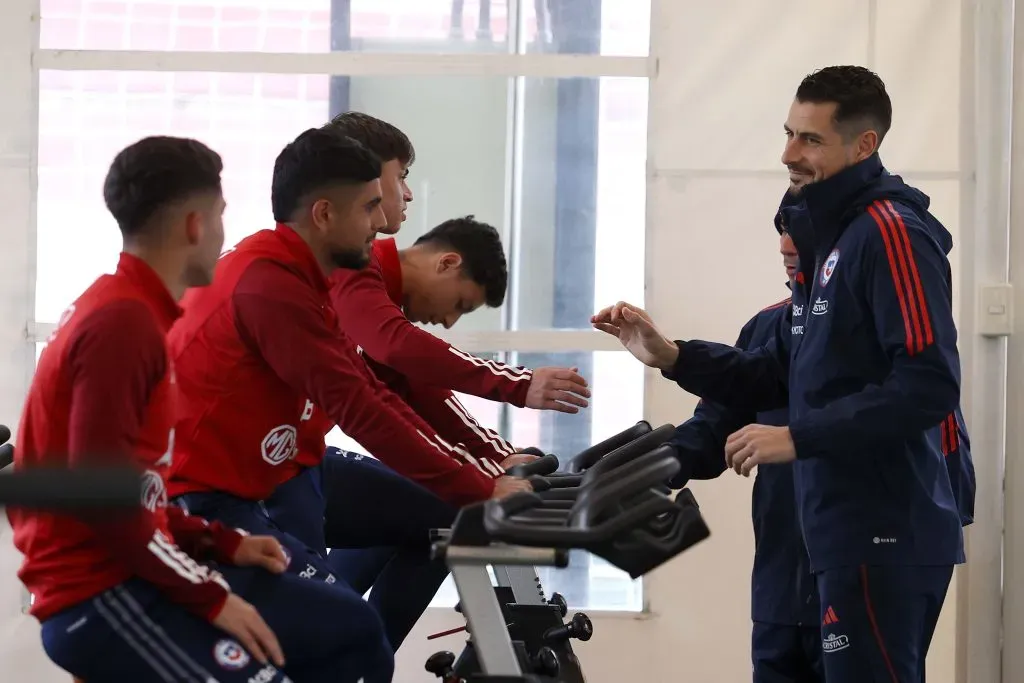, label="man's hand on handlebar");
[500,452,540,469]
[525,367,591,413]
[591,302,679,372]
[491,475,534,499]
